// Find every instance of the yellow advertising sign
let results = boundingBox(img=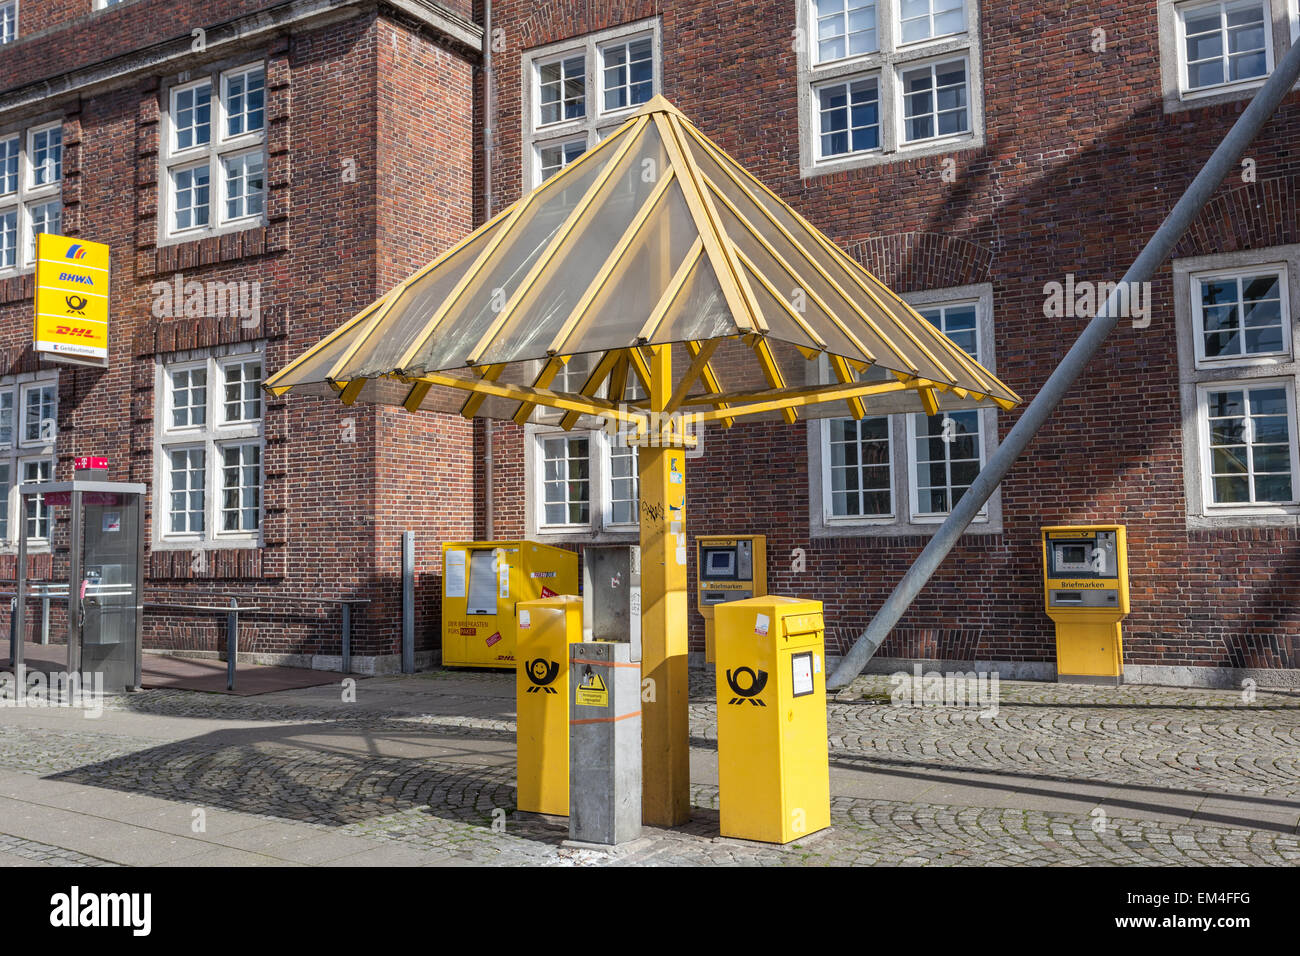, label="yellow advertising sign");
[35,233,110,366]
